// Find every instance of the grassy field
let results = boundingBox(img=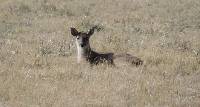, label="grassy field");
[0,0,200,107]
